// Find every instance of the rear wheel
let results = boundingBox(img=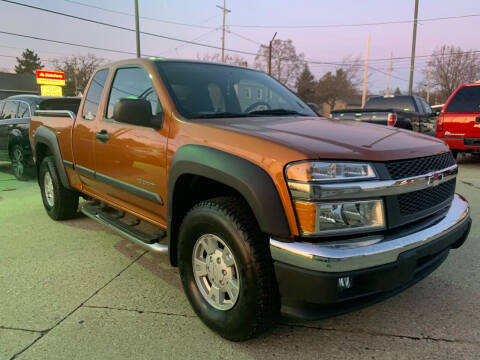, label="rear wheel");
[178,196,280,341]
[10,144,32,181]
[39,156,79,220]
